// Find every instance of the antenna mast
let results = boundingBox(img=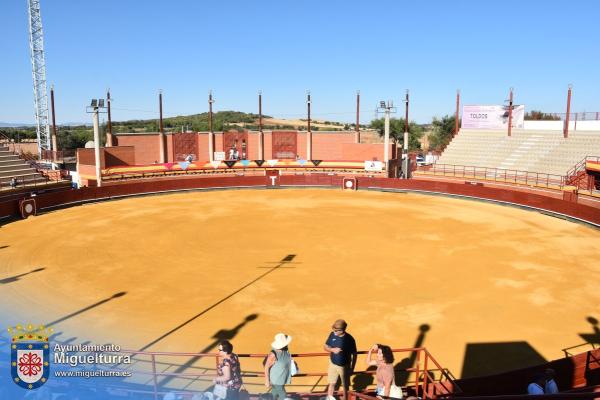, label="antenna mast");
[27,0,51,156]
